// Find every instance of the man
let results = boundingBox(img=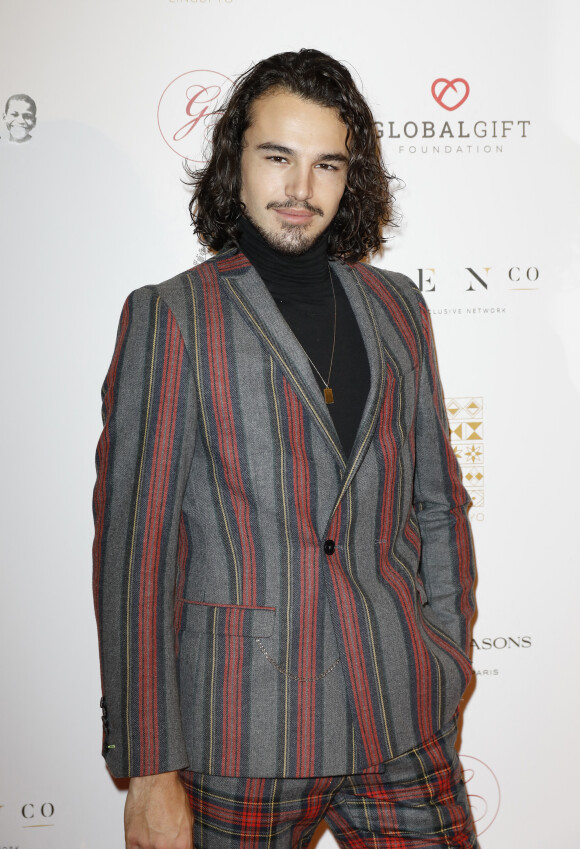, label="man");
[3,94,36,143]
[94,49,478,849]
